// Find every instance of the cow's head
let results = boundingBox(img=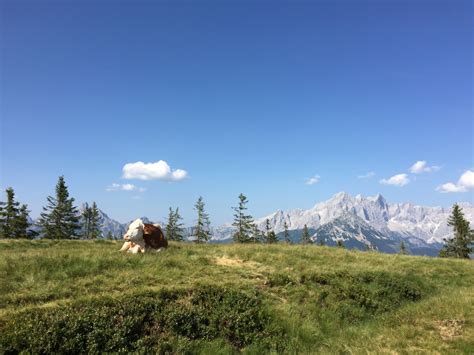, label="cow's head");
[123,218,145,241]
